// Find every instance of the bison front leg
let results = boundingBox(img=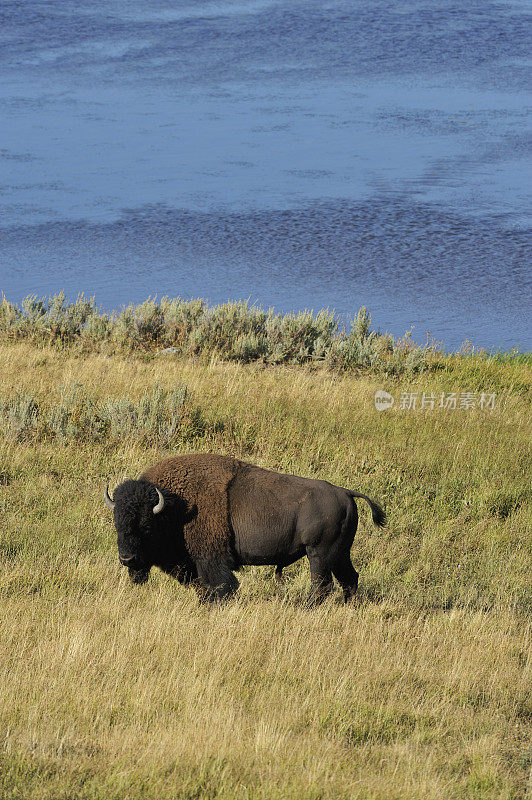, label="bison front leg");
[306,546,334,606]
[194,558,239,604]
[162,561,198,585]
